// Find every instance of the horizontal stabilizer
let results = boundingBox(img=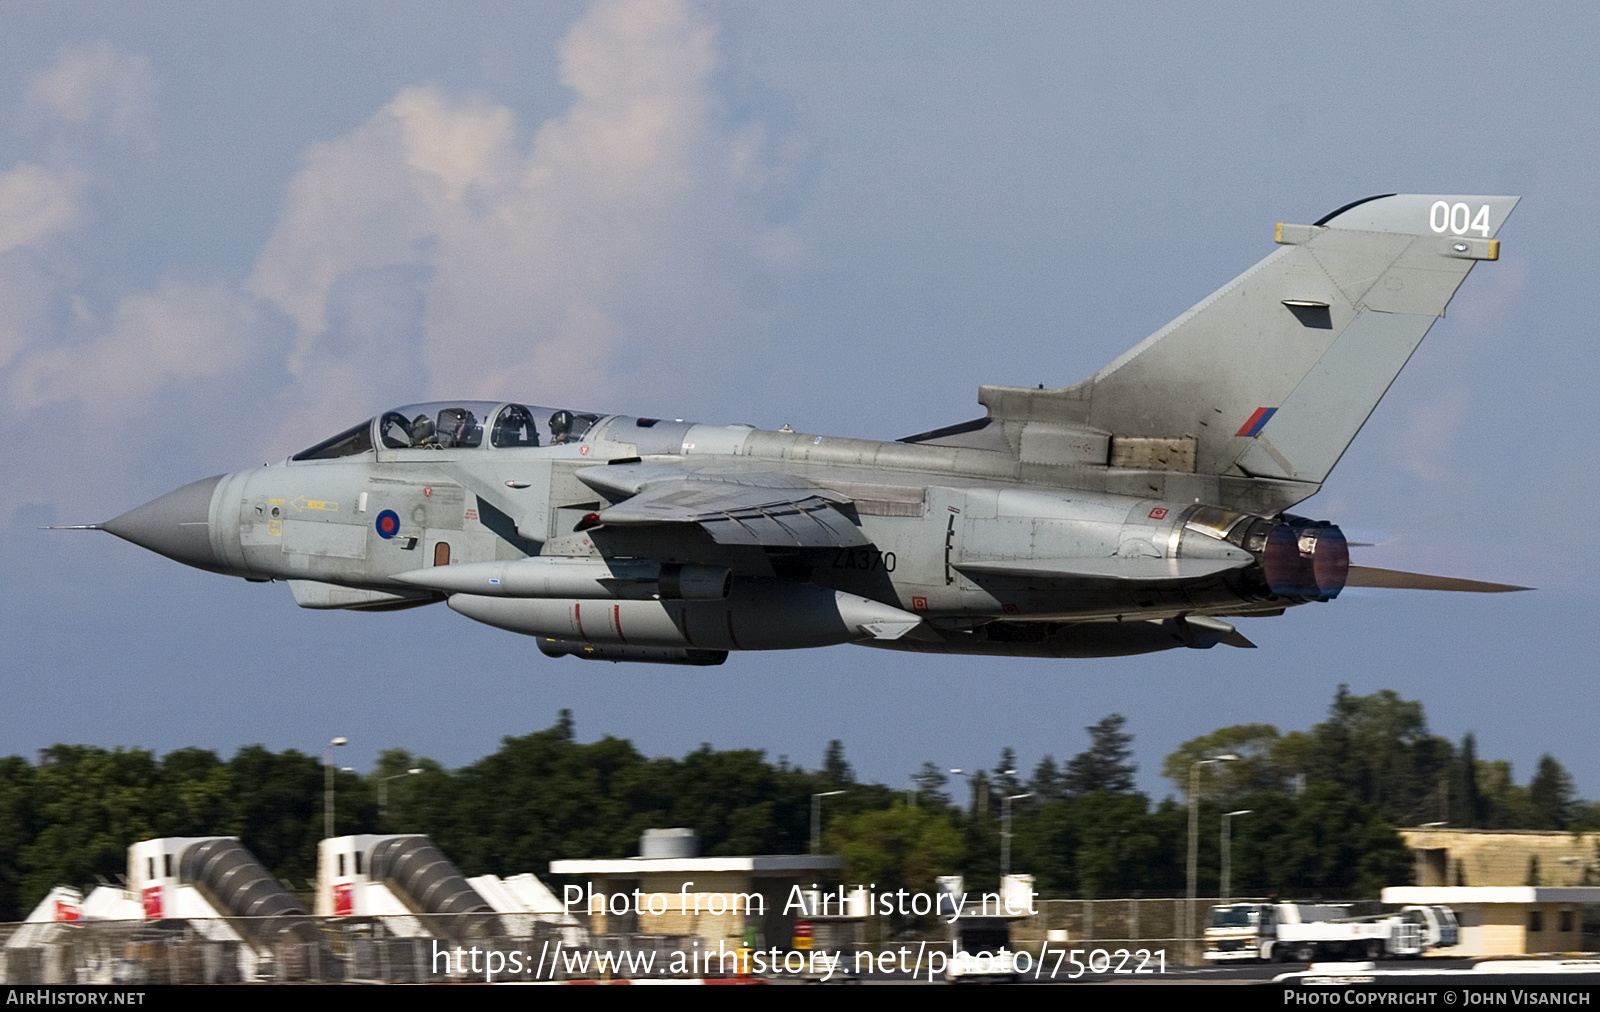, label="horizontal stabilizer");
[956,555,1251,584]
[1345,566,1530,593]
